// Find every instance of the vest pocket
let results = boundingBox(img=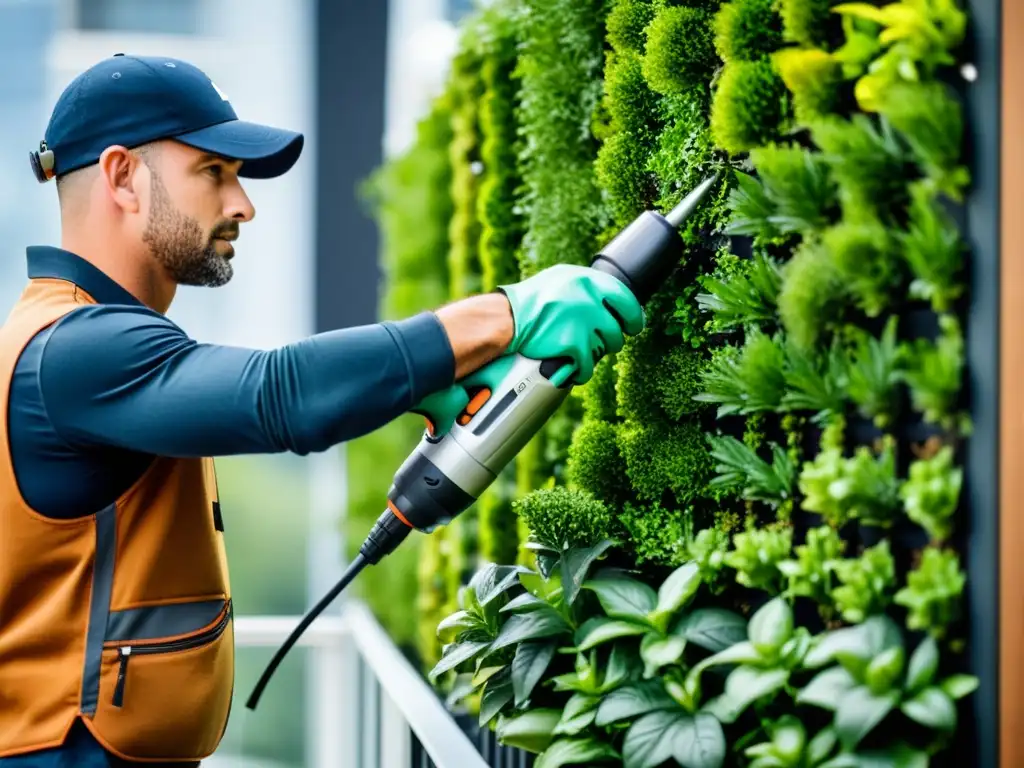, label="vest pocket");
[89,598,234,761]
